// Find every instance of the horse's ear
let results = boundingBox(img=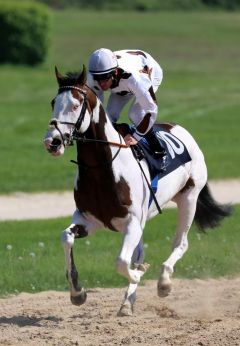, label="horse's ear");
[77,65,87,85]
[55,66,64,84]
